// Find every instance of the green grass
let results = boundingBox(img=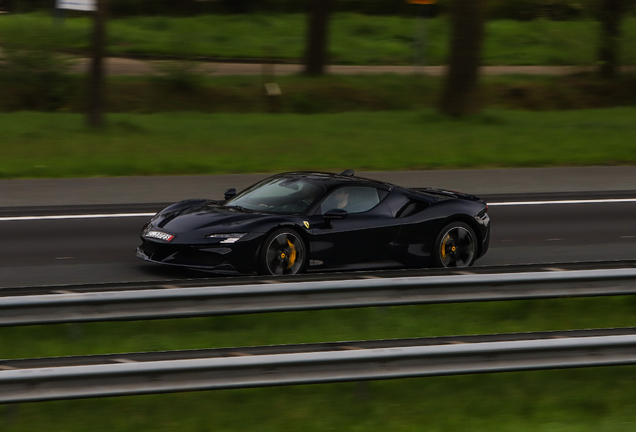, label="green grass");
[2,296,636,431]
[1,12,636,65]
[1,108,636,179]
[4,297,636,359]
